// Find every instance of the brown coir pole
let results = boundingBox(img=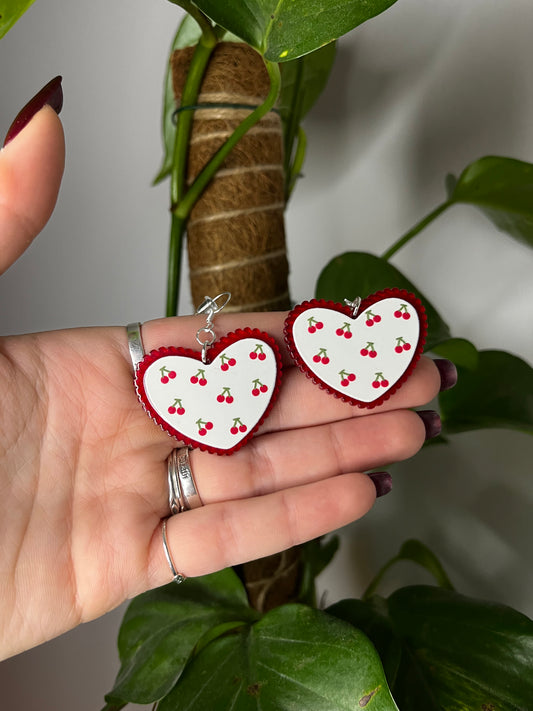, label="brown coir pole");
[171,42,301,611]
[171,42,291,313]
